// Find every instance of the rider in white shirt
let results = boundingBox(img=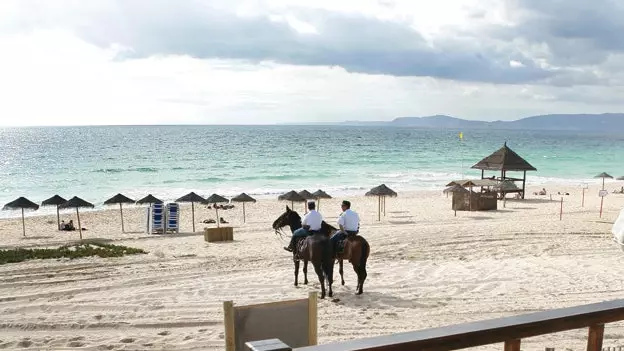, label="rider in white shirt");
[284,201,323,252]
[330,200,360,252]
